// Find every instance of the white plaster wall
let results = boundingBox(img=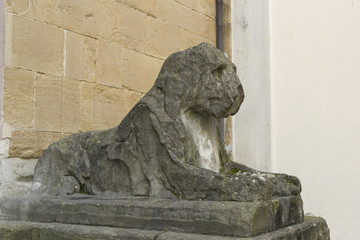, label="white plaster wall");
[231,0,271,171]
[270,0,360,239]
